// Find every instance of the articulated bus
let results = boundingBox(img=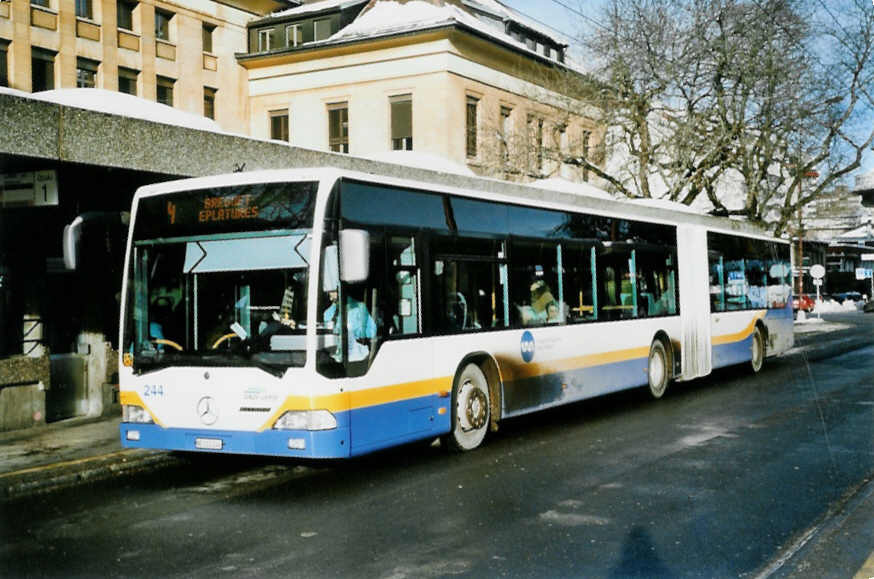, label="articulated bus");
[118,168,793,457]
